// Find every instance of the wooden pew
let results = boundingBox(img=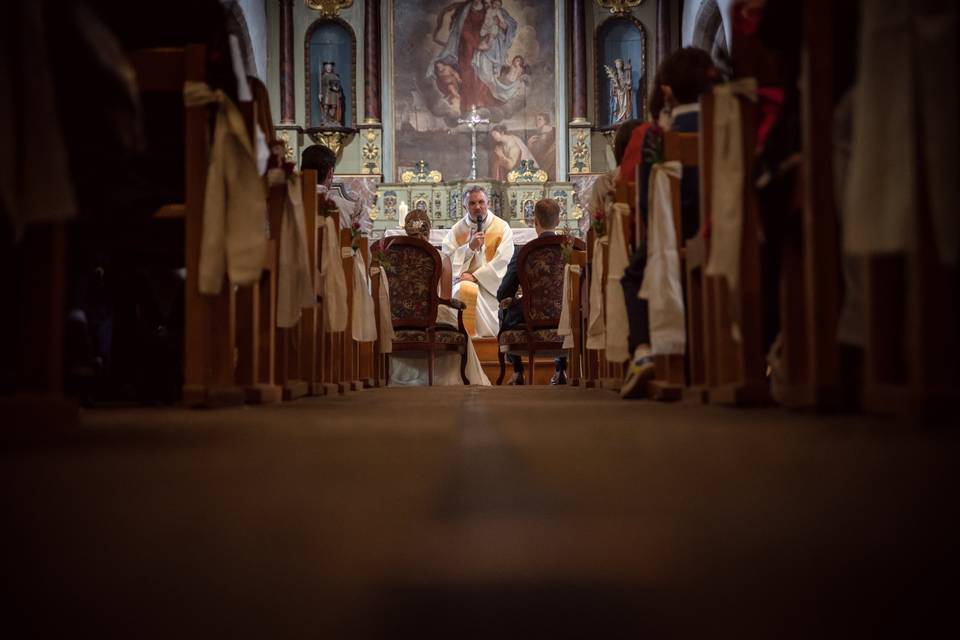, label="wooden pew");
[313,201,343,395]
[695,91,770,406]
[355,237,378,388]
[1,222,78,429]
[297,170,325,396]
[645,132,699,402]
[583,228,601,388]
[128,45,248,408]
[370,250,388,388]
[340,226,362,392]
[859,98,958,420]
[594,189,634,391]
[235,194,282,405]
[567,248,588,386]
